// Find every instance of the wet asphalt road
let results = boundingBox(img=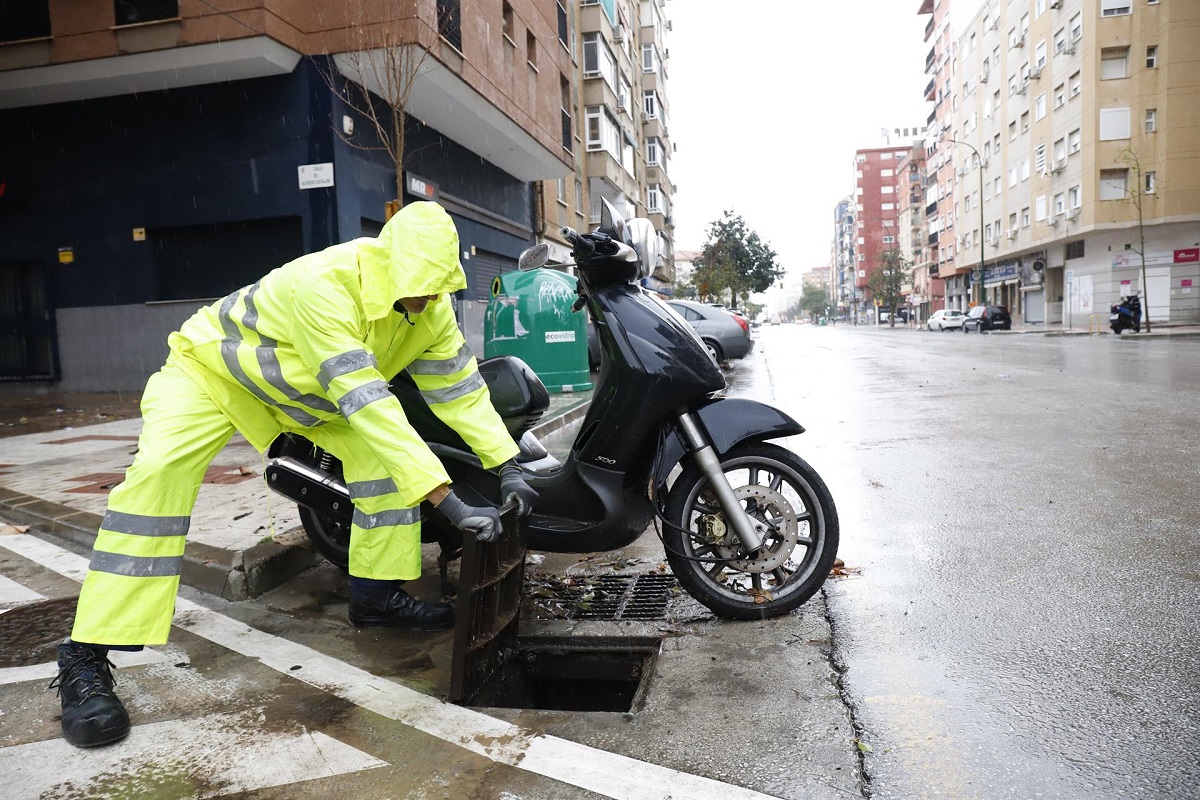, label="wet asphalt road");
[735,323,1200,799]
